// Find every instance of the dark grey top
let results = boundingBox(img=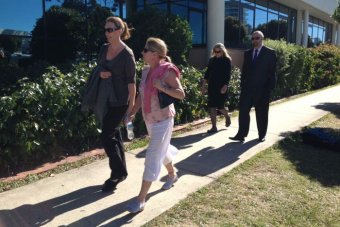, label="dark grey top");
[98,43,136,107]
